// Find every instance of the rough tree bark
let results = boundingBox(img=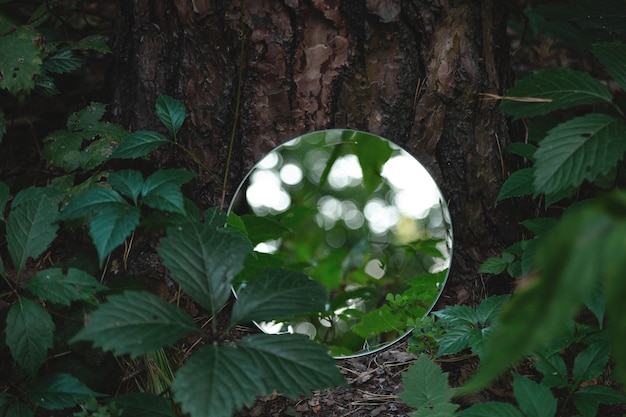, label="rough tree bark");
[106,0,522,305]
